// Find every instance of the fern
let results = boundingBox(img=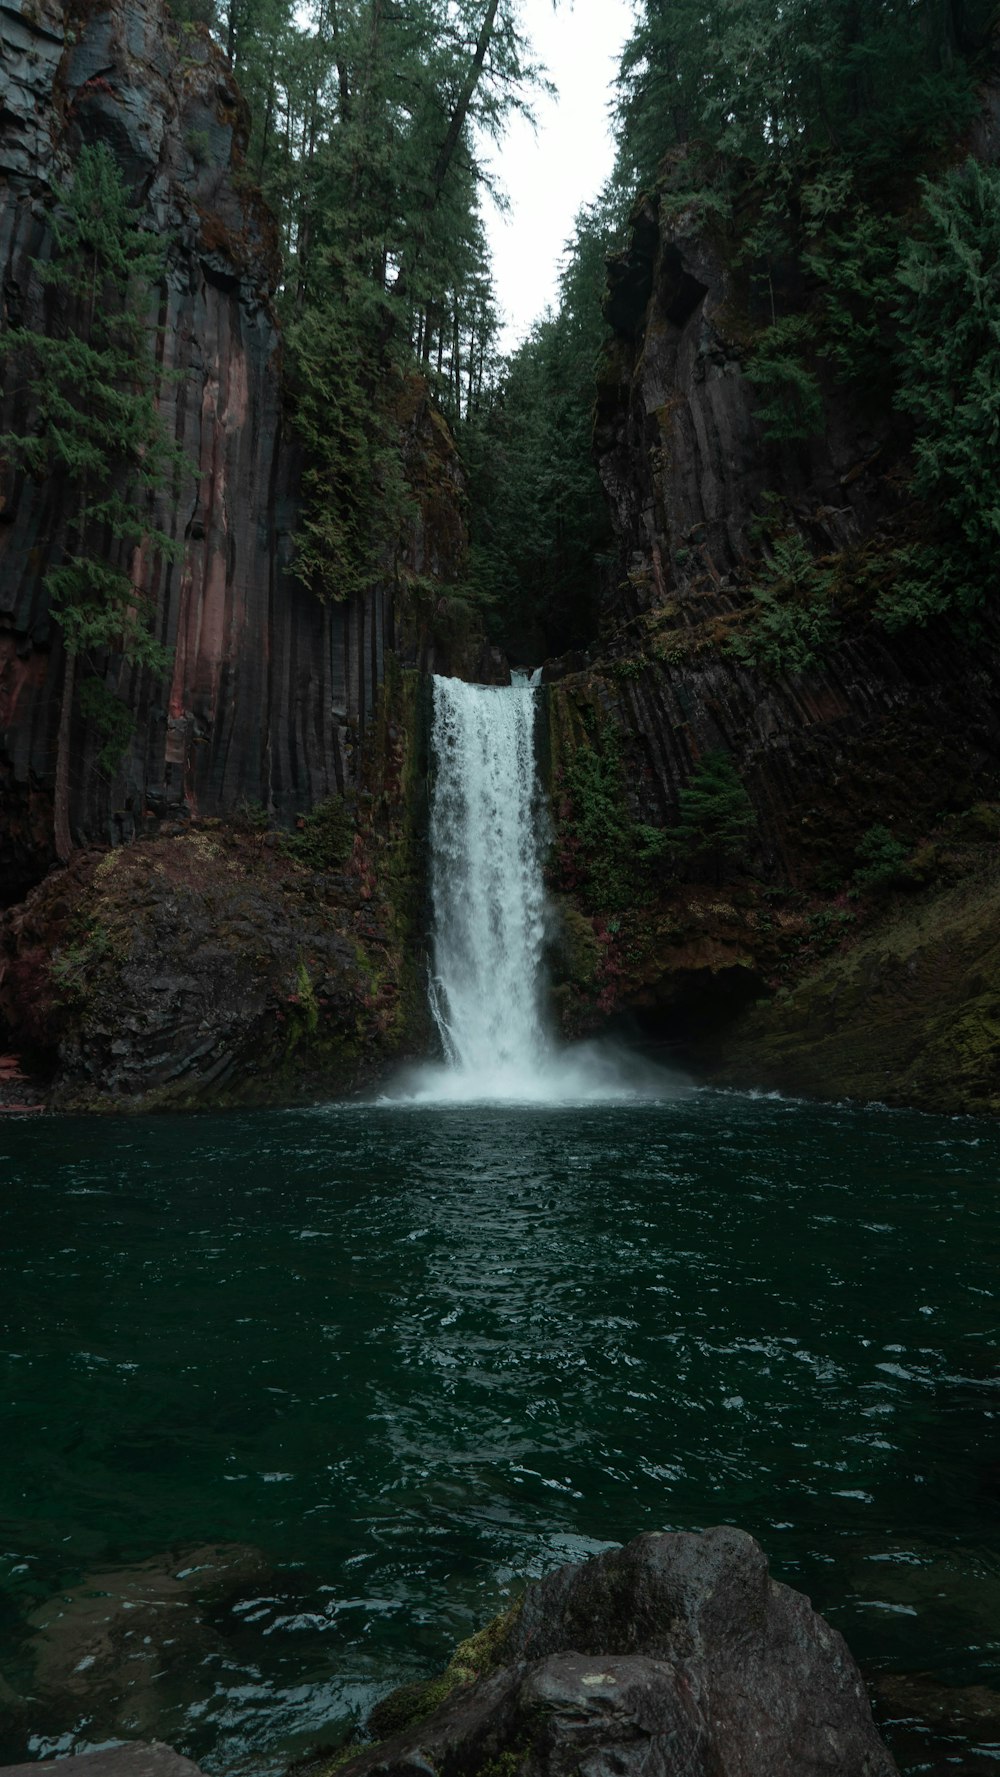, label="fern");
[730,534,838,674]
